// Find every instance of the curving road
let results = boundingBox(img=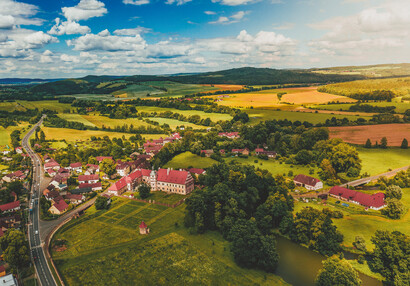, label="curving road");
[23,115,57,286]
